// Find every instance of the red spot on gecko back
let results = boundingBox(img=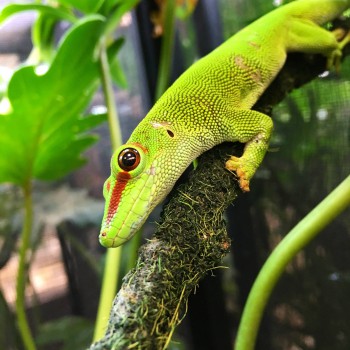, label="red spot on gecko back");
[106,172,131,225]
